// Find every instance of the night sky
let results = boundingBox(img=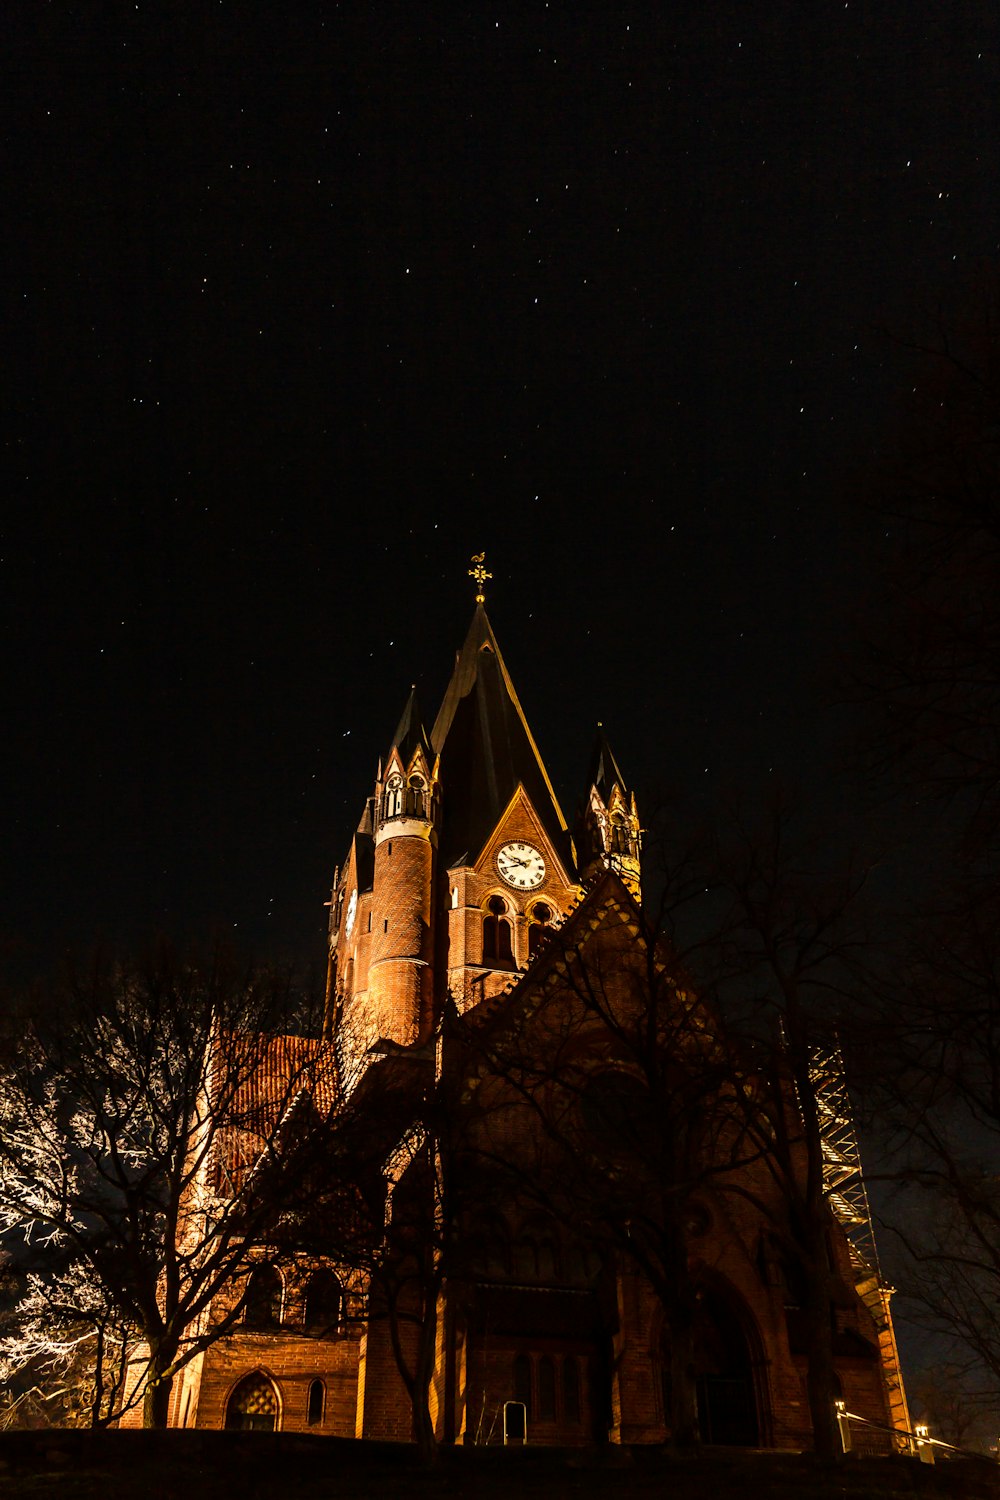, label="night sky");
[8,4,1000,979]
